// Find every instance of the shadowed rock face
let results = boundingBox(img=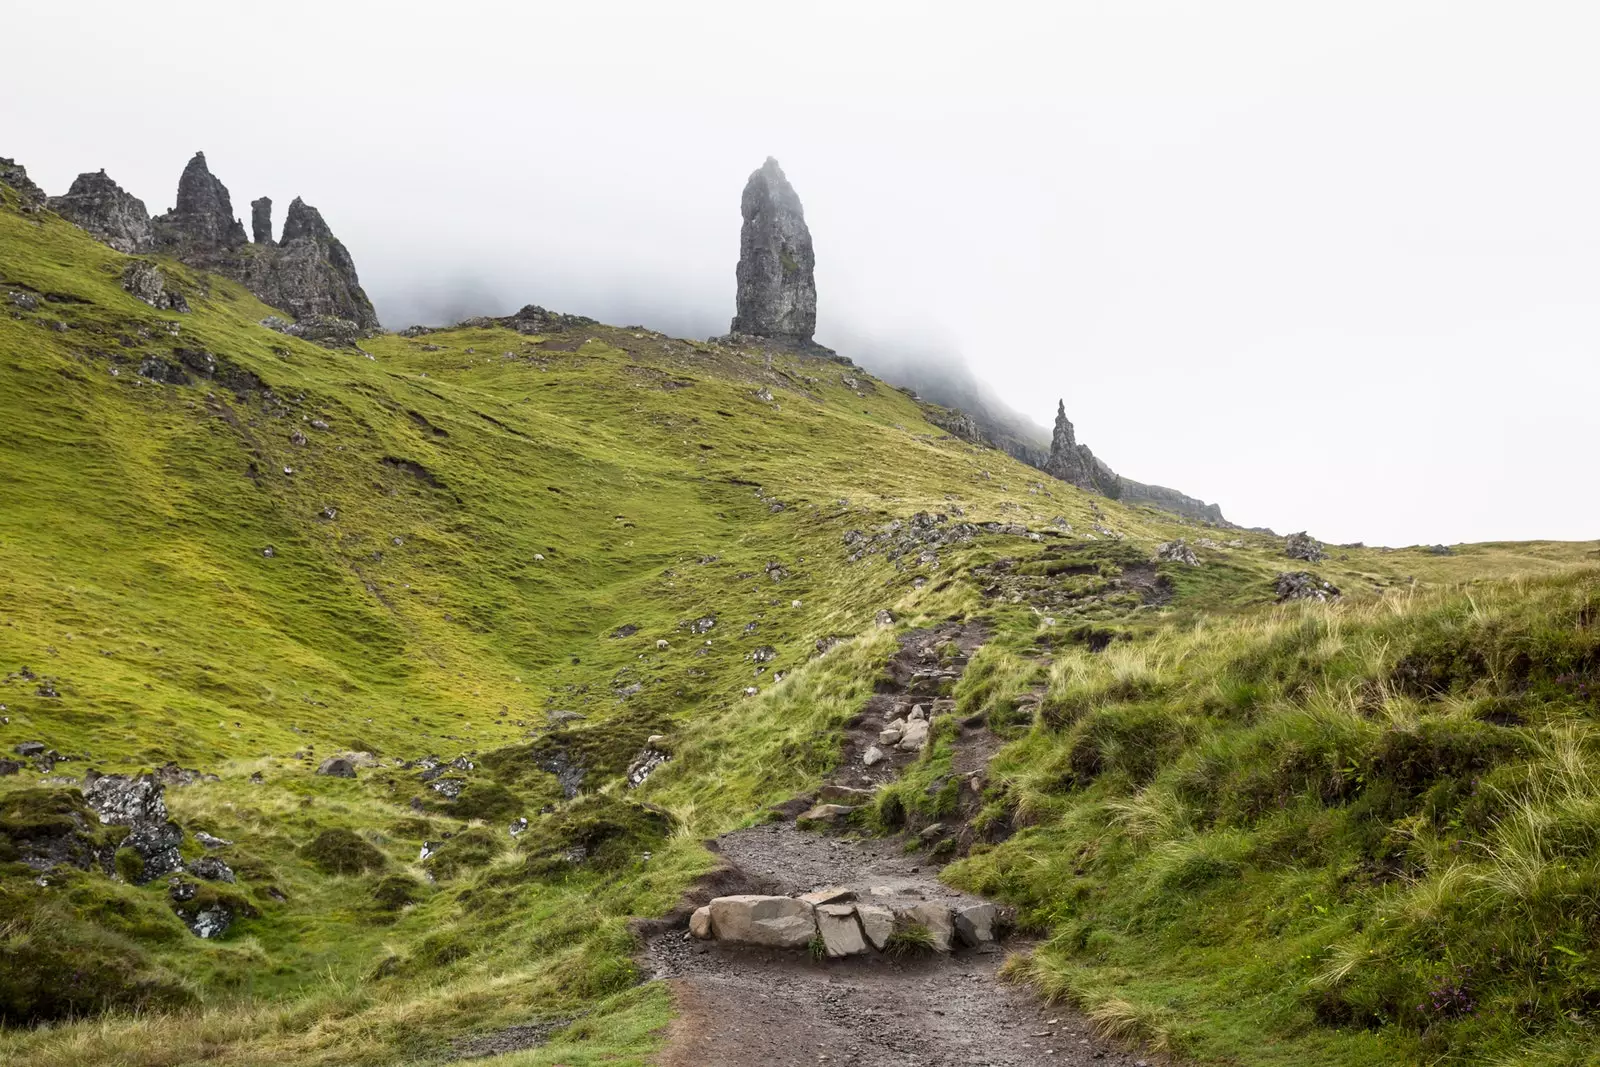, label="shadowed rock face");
[48,170,152,253]
[730,157,816,343]
[153,152,248,256]
[241,197,378,329]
